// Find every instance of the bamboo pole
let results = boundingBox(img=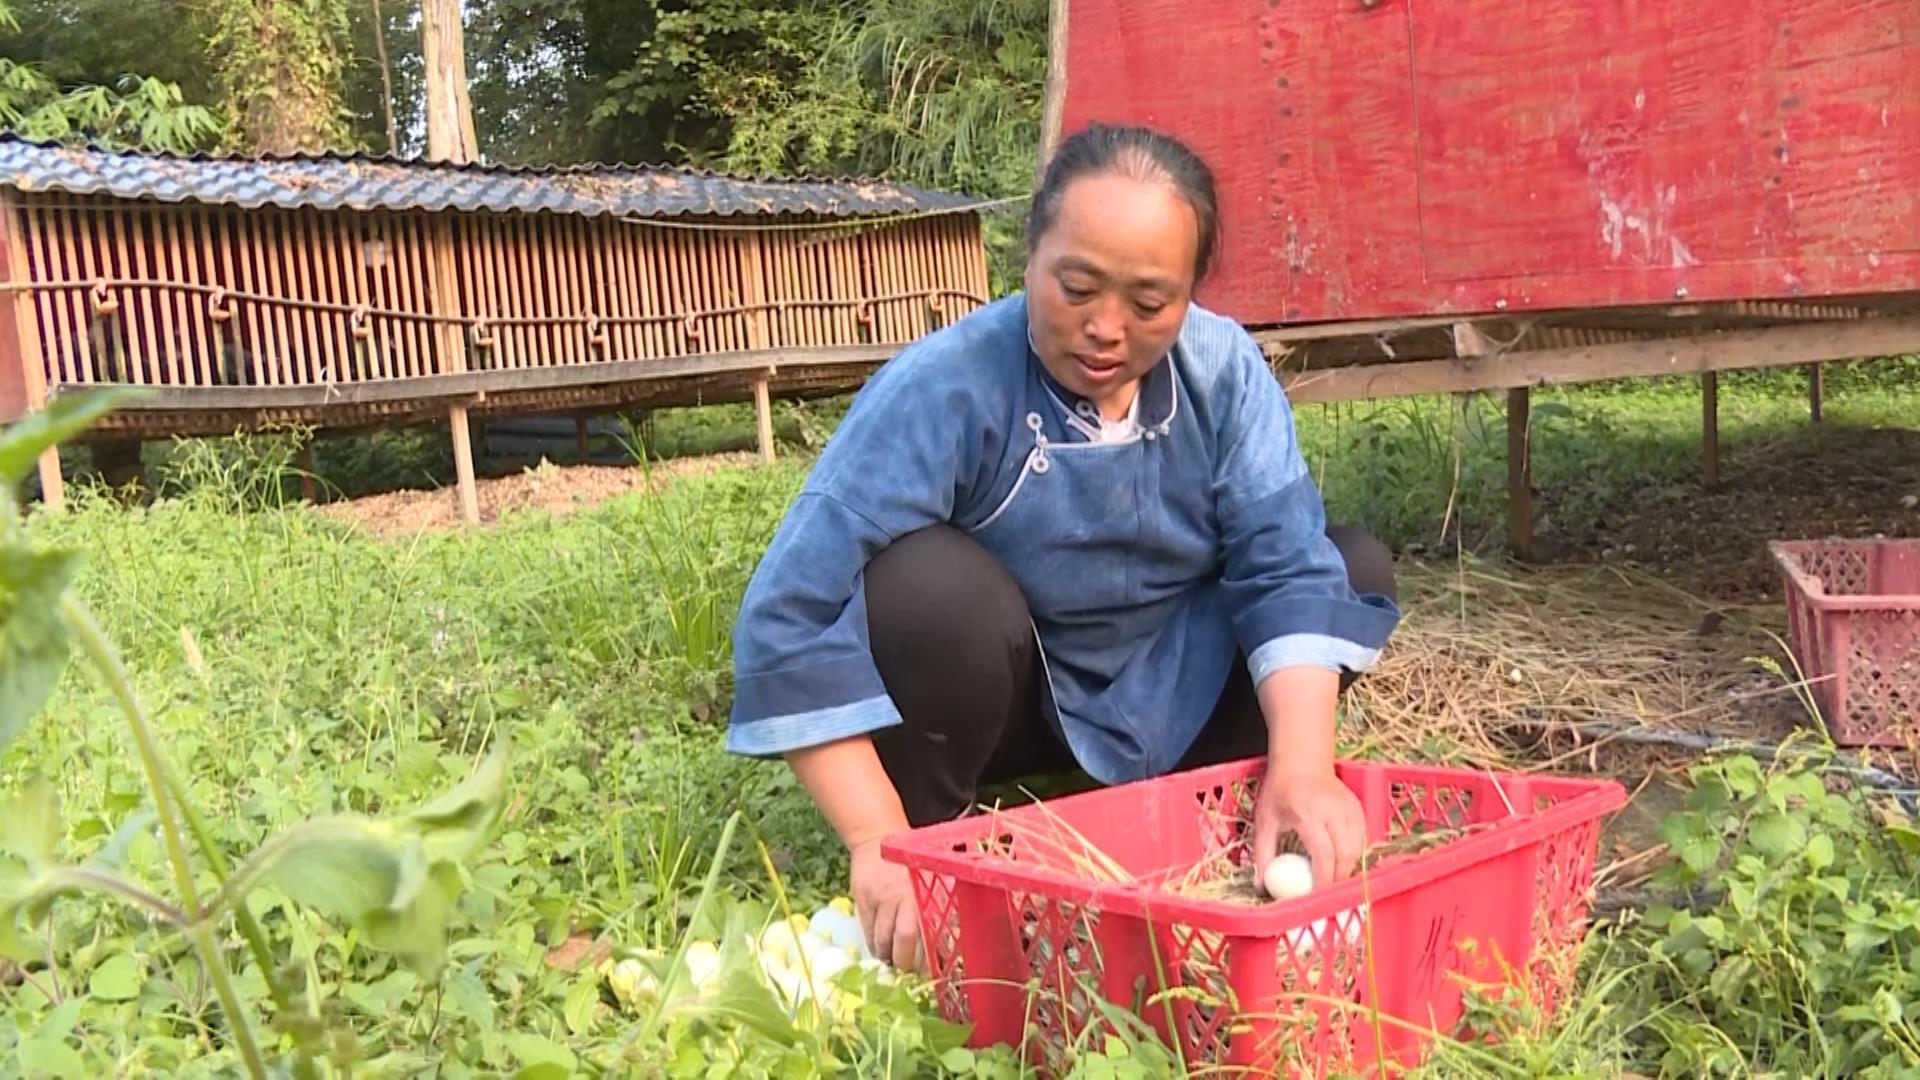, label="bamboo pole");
[238,211,274,384]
